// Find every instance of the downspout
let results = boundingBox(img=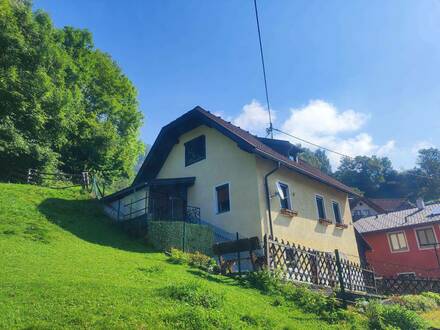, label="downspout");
[264,162,280,237]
